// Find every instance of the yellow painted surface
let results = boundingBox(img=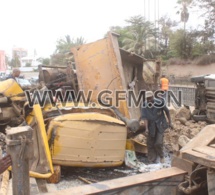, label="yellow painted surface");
[126,139,135,151]
[43,102,116,117]
[0,79,23,97]
[24,105,54,178]
[71,33,129,118]
[33,104,54,174]
[47,113,127,167]
[131,139,147,154]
